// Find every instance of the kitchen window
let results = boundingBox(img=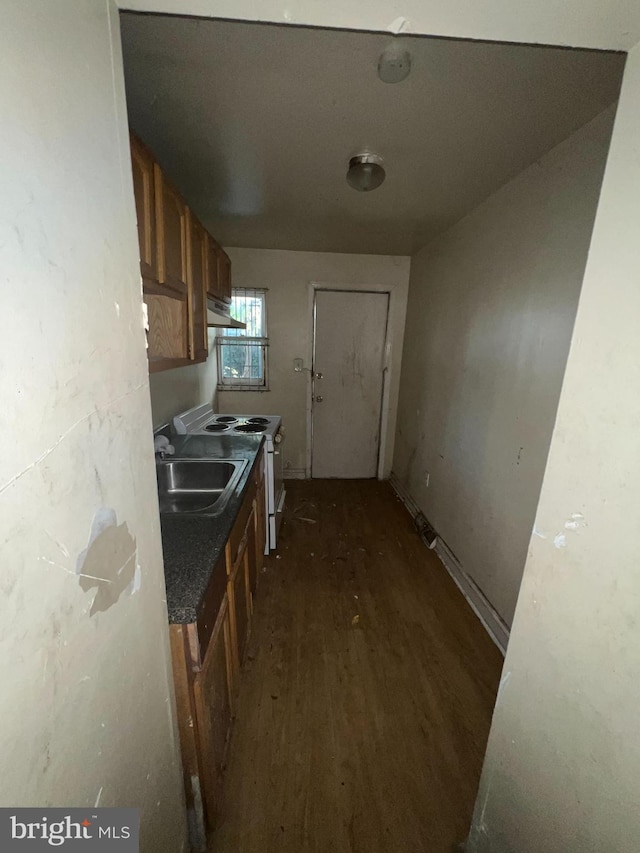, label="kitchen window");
[217,288,269,390]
